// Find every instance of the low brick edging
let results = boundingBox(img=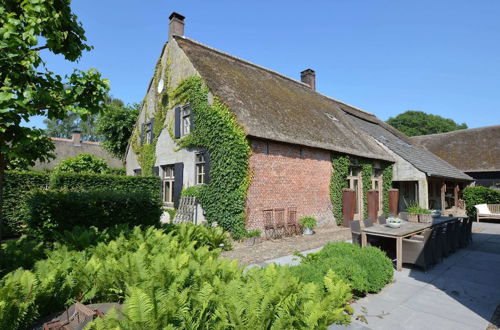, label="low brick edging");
[221,226,351,265]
